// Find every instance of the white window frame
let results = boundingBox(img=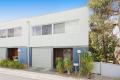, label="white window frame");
[8,28,14,37]
[53,22,65,34]
[14,27,22,37]
[32,25,42,36]
[42,24,52,35]
[0,29,7,38]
